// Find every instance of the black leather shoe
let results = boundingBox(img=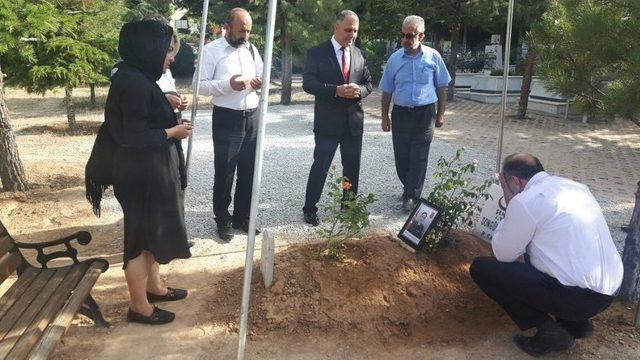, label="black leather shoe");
[127,306,175,325]
[557,318,594,339]
[304,212,320,226]
[402,198,416,212]
[147,287,188,303]
[232,220,261,235]
[188,240,195,248]
[514,320,574,356]
[216,219,233,242]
